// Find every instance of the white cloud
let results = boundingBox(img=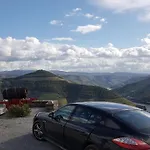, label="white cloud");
[1,35,150,72]
[65,8,82,17]
[65,12,76,17]
[100,18,106,23]
[73,8,82,12]
[138,11,150,22]
[65,8,106,22]
[83,13,102,20]
[141,34,150,44]
[90,0,150,21]
[84,13,94,19]
[72,24,102,34]
[91,0,150,12]
[52,37,74,41]
[65,14,72,17]
[95,16,100,19]
[50,20,63,26]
